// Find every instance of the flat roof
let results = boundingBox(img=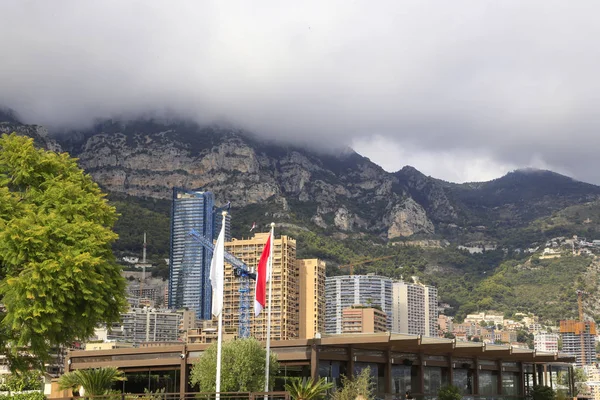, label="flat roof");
[68,332,576,367]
